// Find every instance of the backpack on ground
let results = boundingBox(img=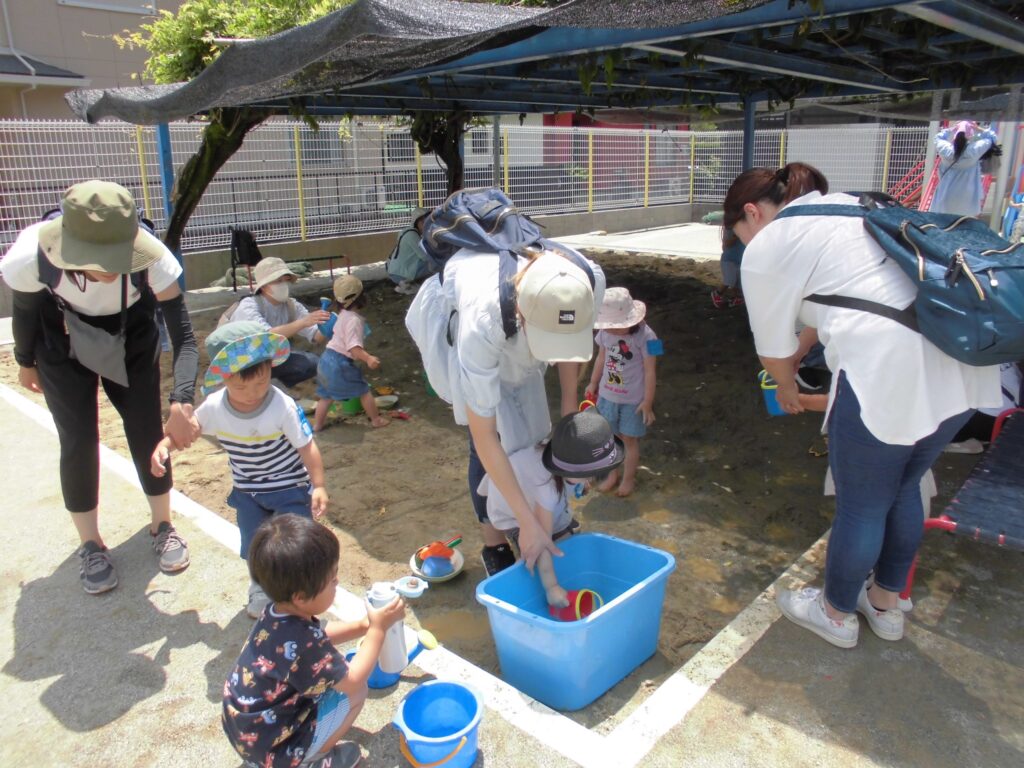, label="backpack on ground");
[420,187,595,339]
[777,192,1024,367]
